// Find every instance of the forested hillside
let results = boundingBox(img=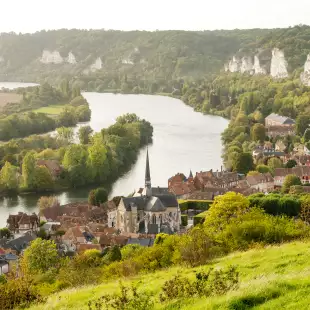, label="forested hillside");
[1,26,310,83]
